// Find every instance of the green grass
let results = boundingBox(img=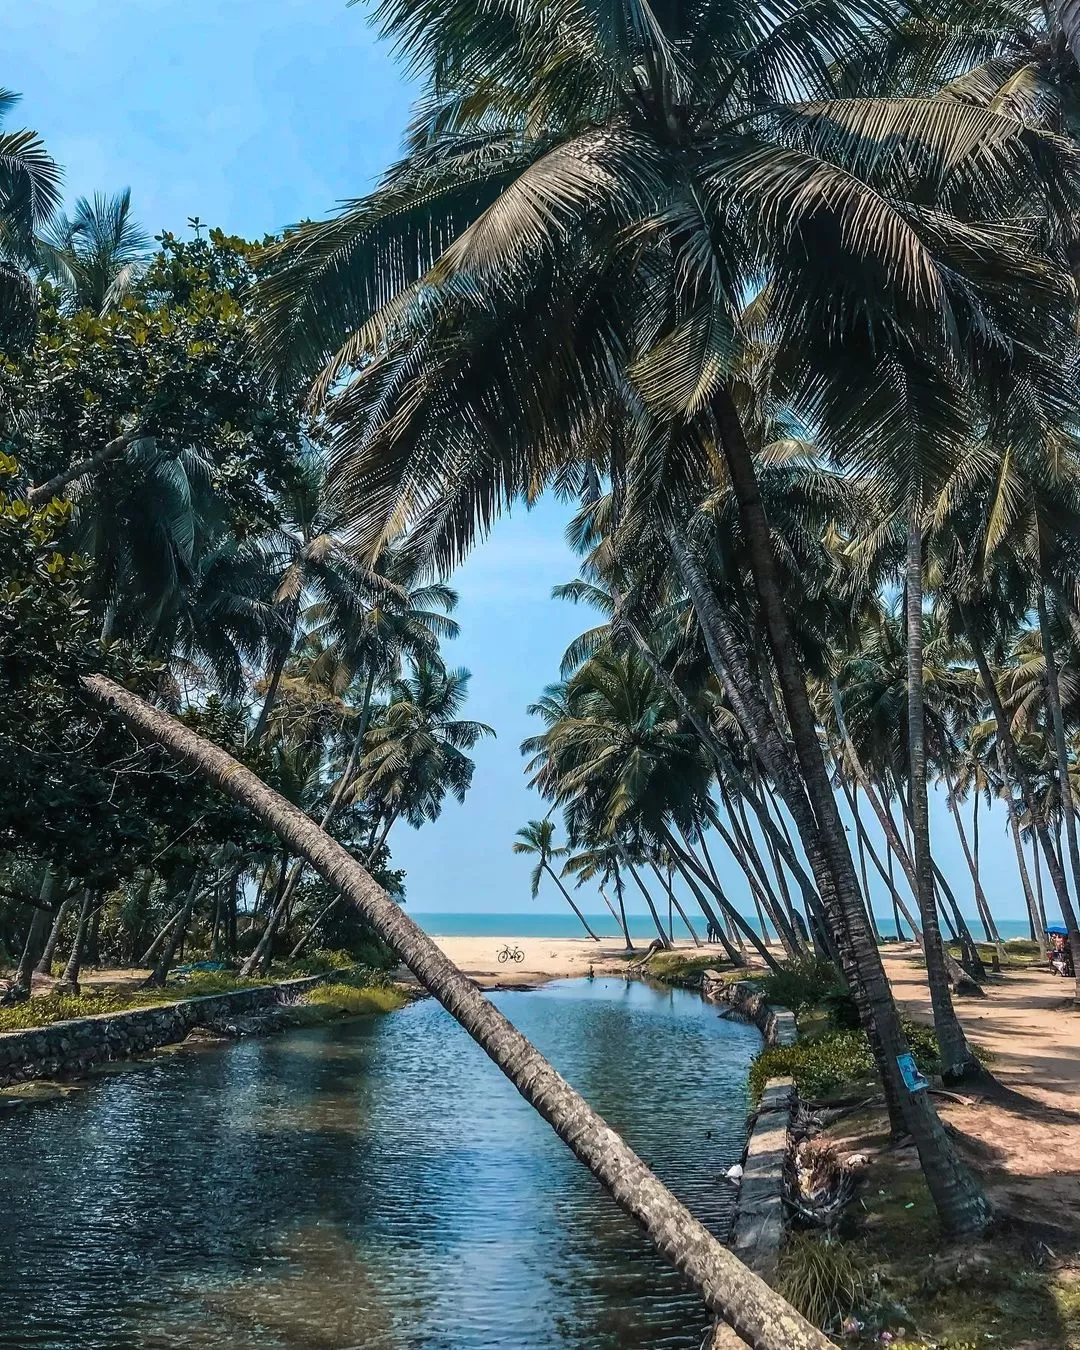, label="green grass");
[749,1017,942,1104]
[0,965,399,1035]
[824,1160,1079,1348]
[643,951,737,986]
[300,982,410,1018]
